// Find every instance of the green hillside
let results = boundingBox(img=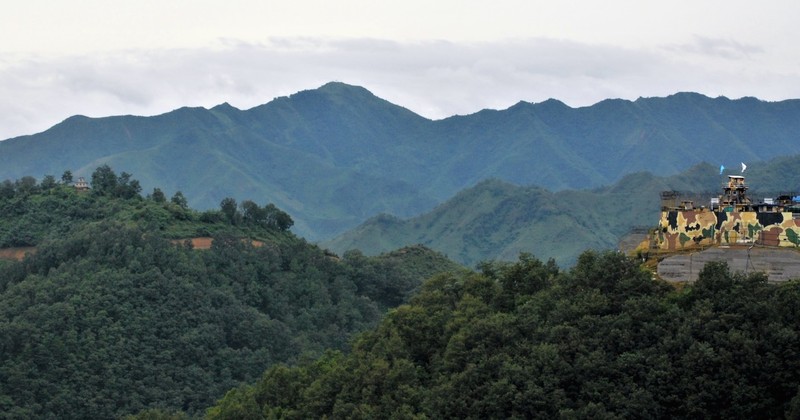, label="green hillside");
[206,252,800,418]
[0,167,463,418]
[2,83,800,240]
[325,157,798,267]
